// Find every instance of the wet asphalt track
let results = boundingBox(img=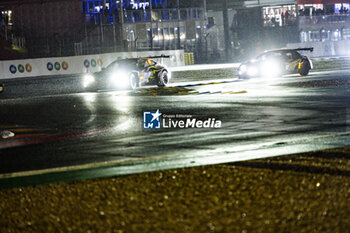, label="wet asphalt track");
[1,68,350,187]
